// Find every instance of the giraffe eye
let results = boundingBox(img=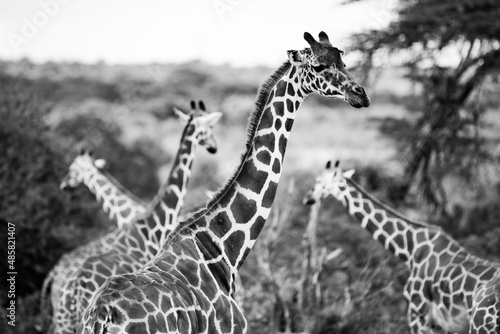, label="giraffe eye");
[312,65,327,72]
